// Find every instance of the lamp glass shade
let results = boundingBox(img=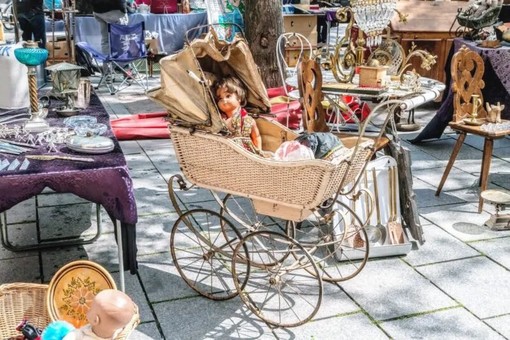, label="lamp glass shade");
[14,47,49,66]
[52,69,81,94]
